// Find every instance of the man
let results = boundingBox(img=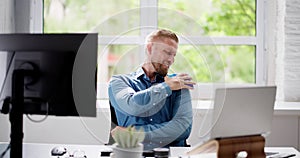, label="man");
[108,29,195,150]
